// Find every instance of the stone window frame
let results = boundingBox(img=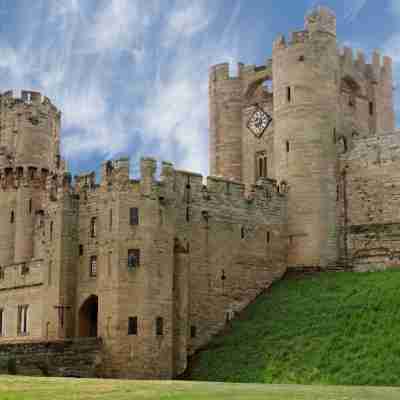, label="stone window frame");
[90,255,97,278]
[156,317,164,336]
[128,316,138,336]
[0,308,3,336]
[190,325,197,338]
[129,207,139,226]
[17,304,29,336]
[90,217,97,238]
[255,151,268,181]
[287,86,292,103]
[128,249,140,270]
